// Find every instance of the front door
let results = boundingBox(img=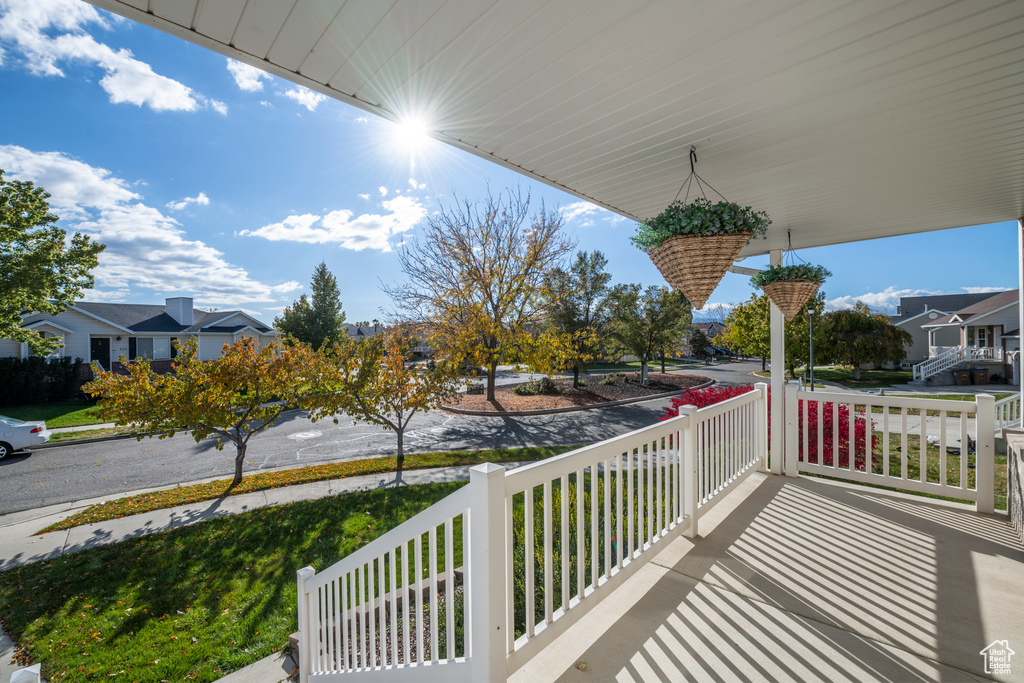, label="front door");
[90,337,110,370]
